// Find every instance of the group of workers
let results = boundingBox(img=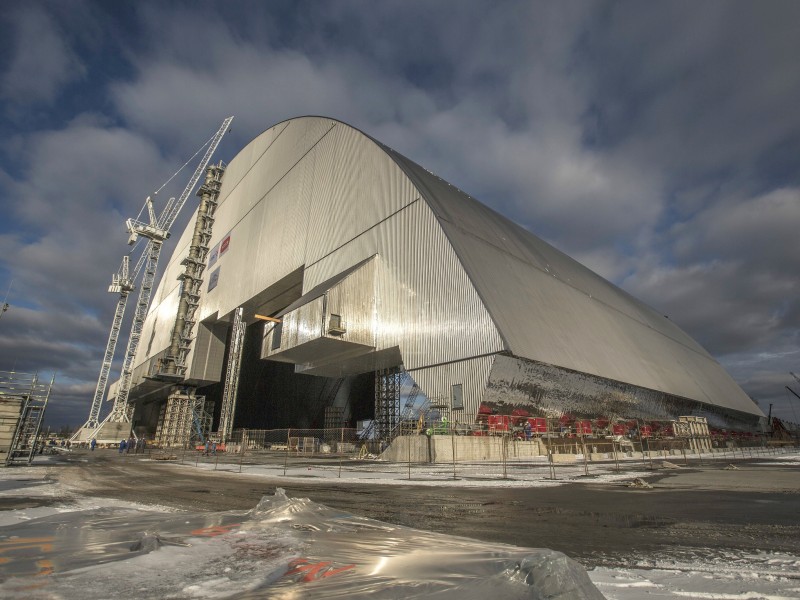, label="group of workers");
[118,436,146,454]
